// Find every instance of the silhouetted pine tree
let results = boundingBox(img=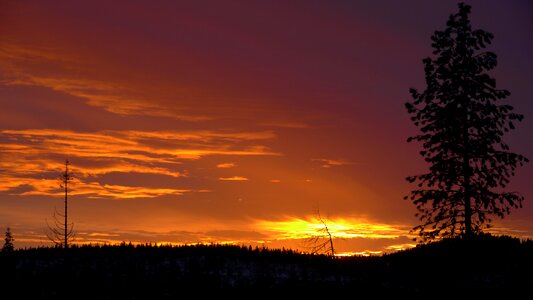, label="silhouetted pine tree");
[405,3,528,240]
[2,227,14,252]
